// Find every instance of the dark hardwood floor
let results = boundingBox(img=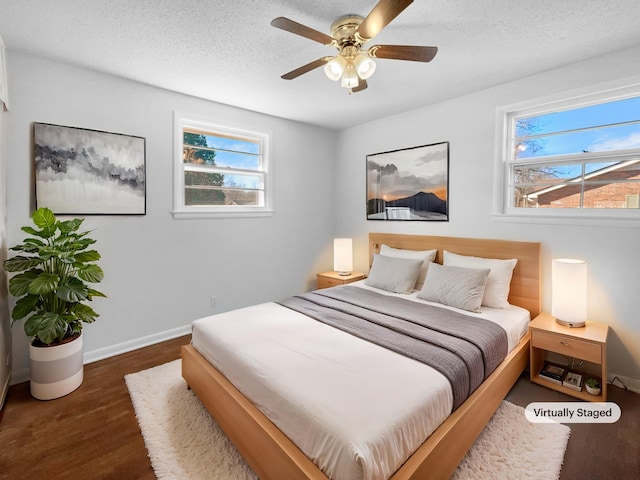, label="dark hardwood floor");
[506,373,640,480]
[1,335,638,479]
[0,335,189,480]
